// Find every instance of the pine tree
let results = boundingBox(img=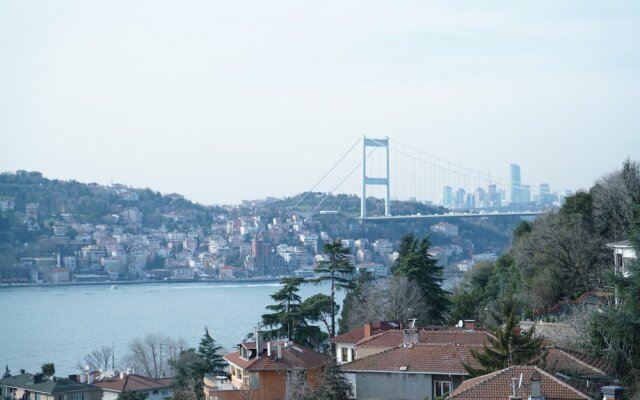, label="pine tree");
[463,293,547,377]
[313,240,356,340]
[3,365,10,378]
[262,277,305,341]
[197,328,226,376]
[392,234,450,324]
